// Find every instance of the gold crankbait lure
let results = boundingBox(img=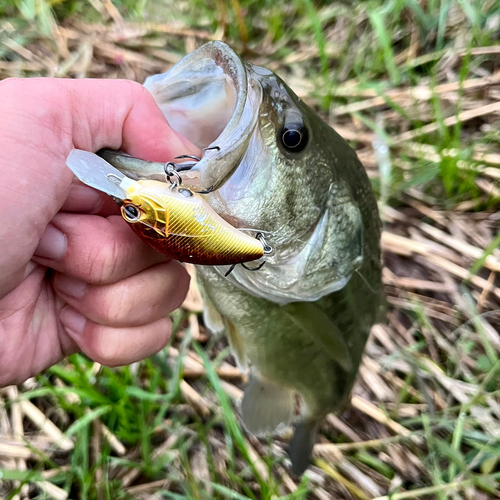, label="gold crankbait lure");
[120,180,265,265]
[65,149,267,266]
